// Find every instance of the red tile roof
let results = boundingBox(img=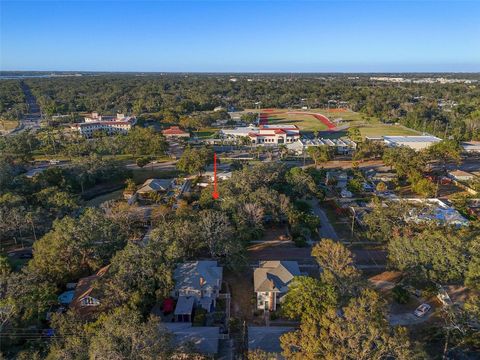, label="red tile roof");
[162,126,189,135]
